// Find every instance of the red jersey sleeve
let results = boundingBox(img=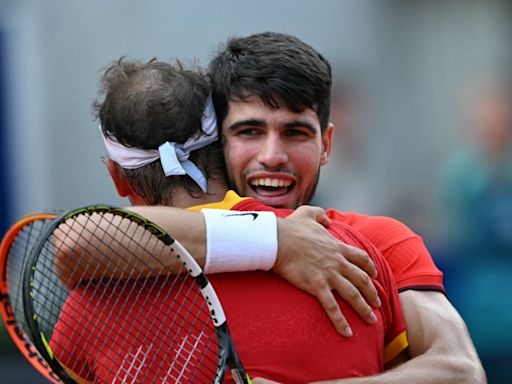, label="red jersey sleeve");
[327,210,444,293]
